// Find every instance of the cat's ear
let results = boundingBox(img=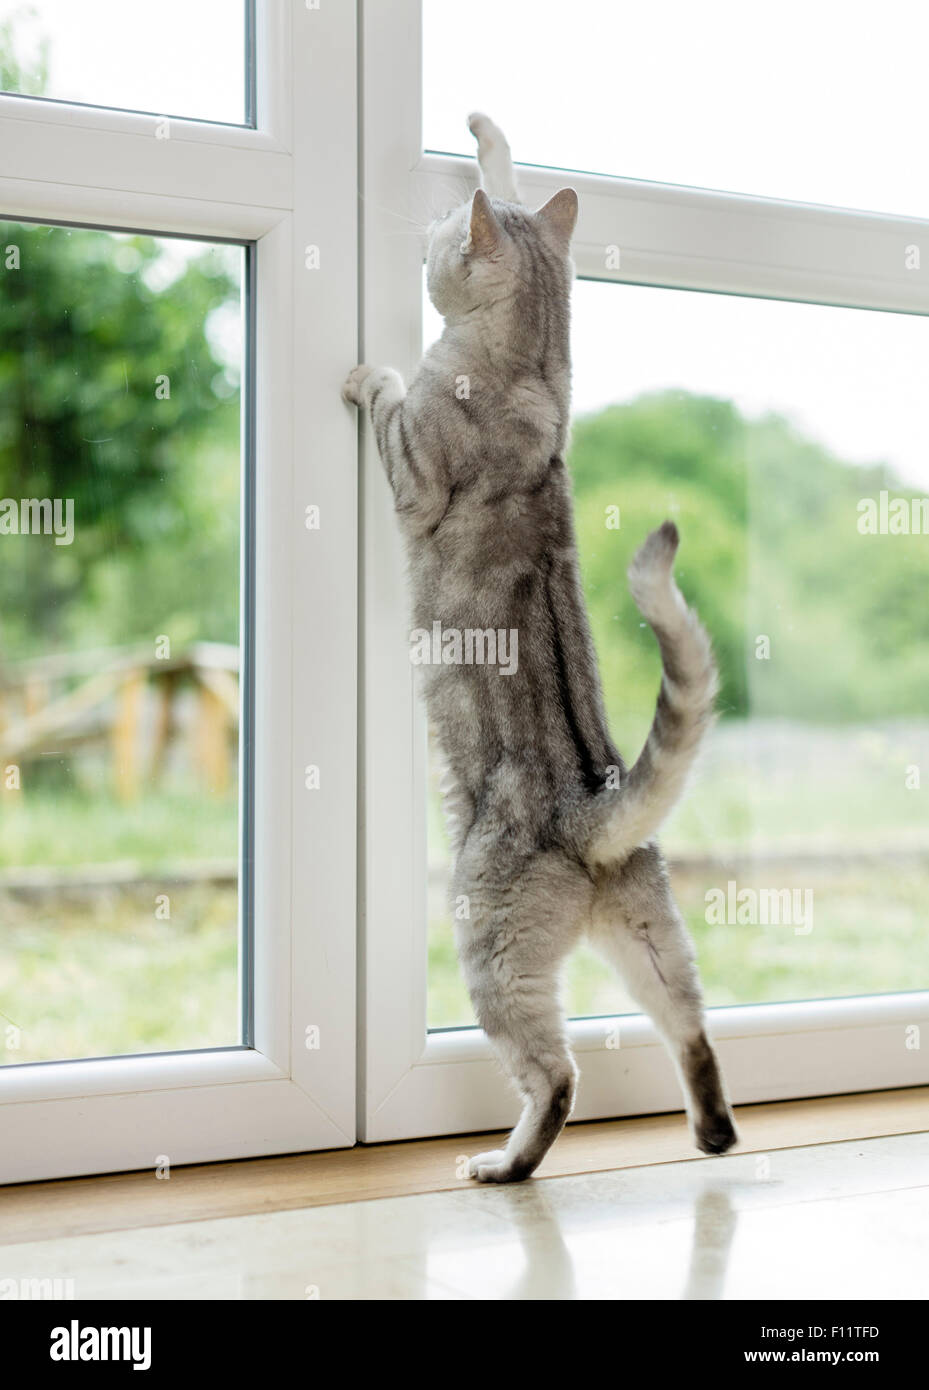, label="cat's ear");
[535,188,578,247]
[462,187,505,256]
